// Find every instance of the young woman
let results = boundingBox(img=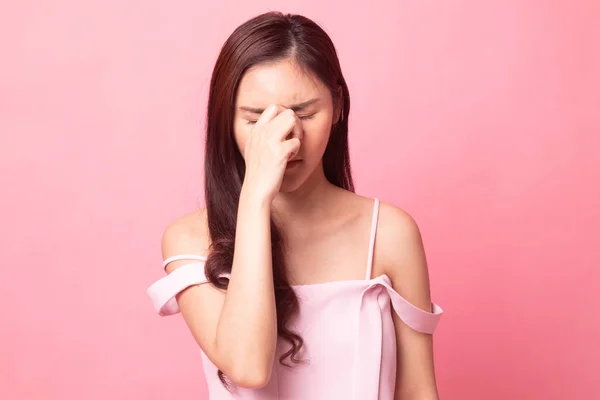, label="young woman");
[147,11,443,400]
